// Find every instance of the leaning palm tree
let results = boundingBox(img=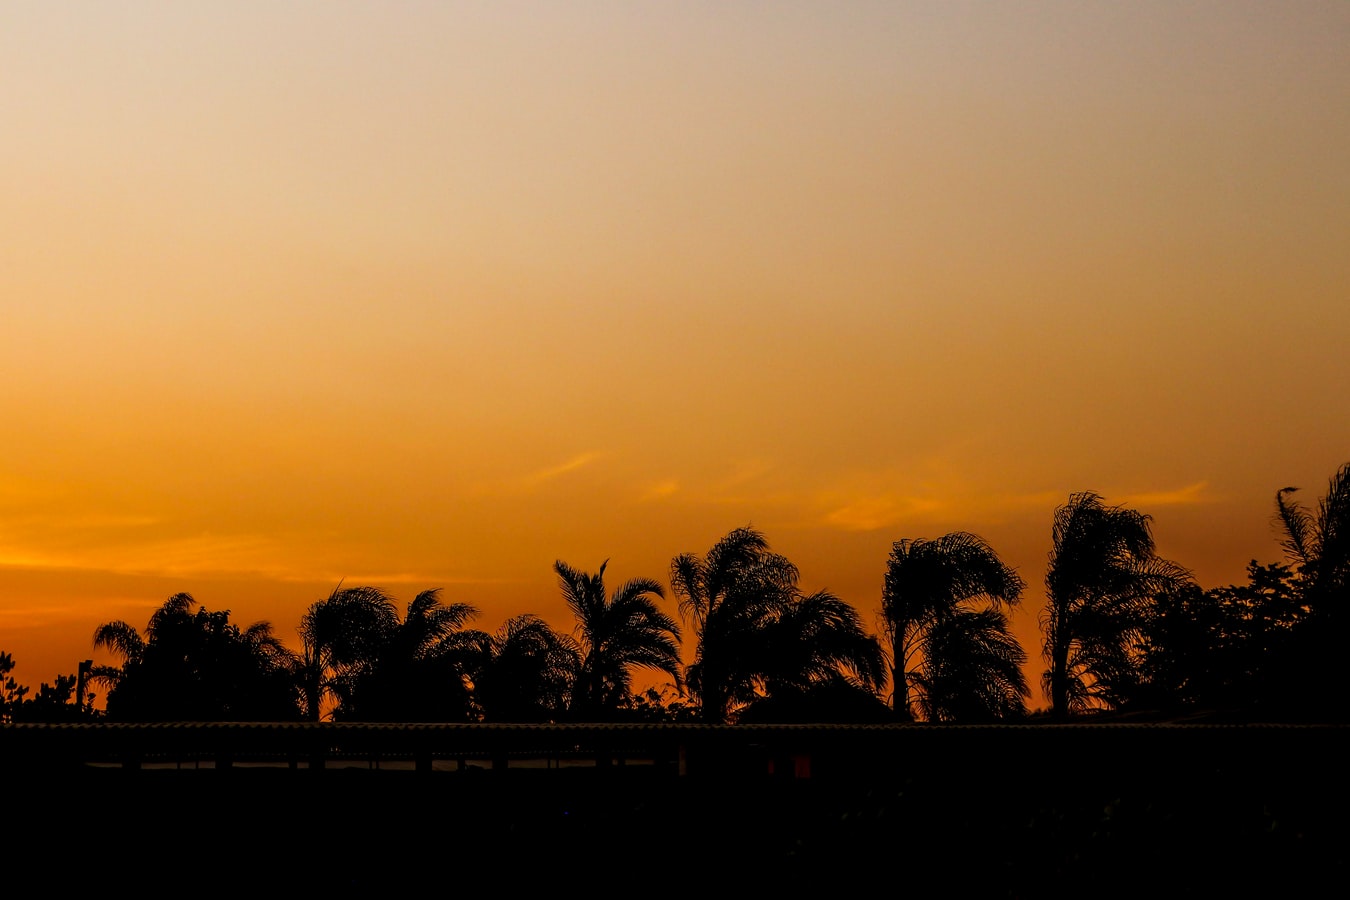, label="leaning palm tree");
[882,532,1025,721]
[1042,492,1191,717]
[555,559,683,720]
